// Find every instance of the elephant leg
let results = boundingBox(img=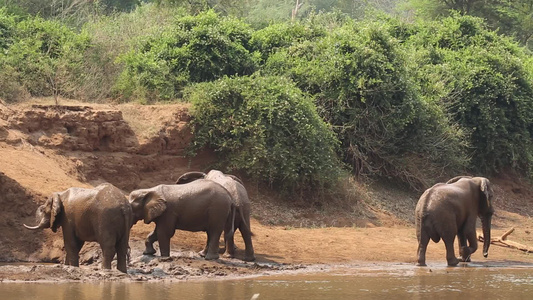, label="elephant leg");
[222,216,236,258]
[116,235,129,273]
[457,229,469,262]
[64,233,84,267]
[157,226,174,257]
[101,244,116,270]
[443,234,459,267]
[239,221,255,262]
[222,229,235,258]
[416,229,430,267]
[199,237,208,257]
[464,228,479,261]
[205,230,221,260]
[143,230,158,255]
